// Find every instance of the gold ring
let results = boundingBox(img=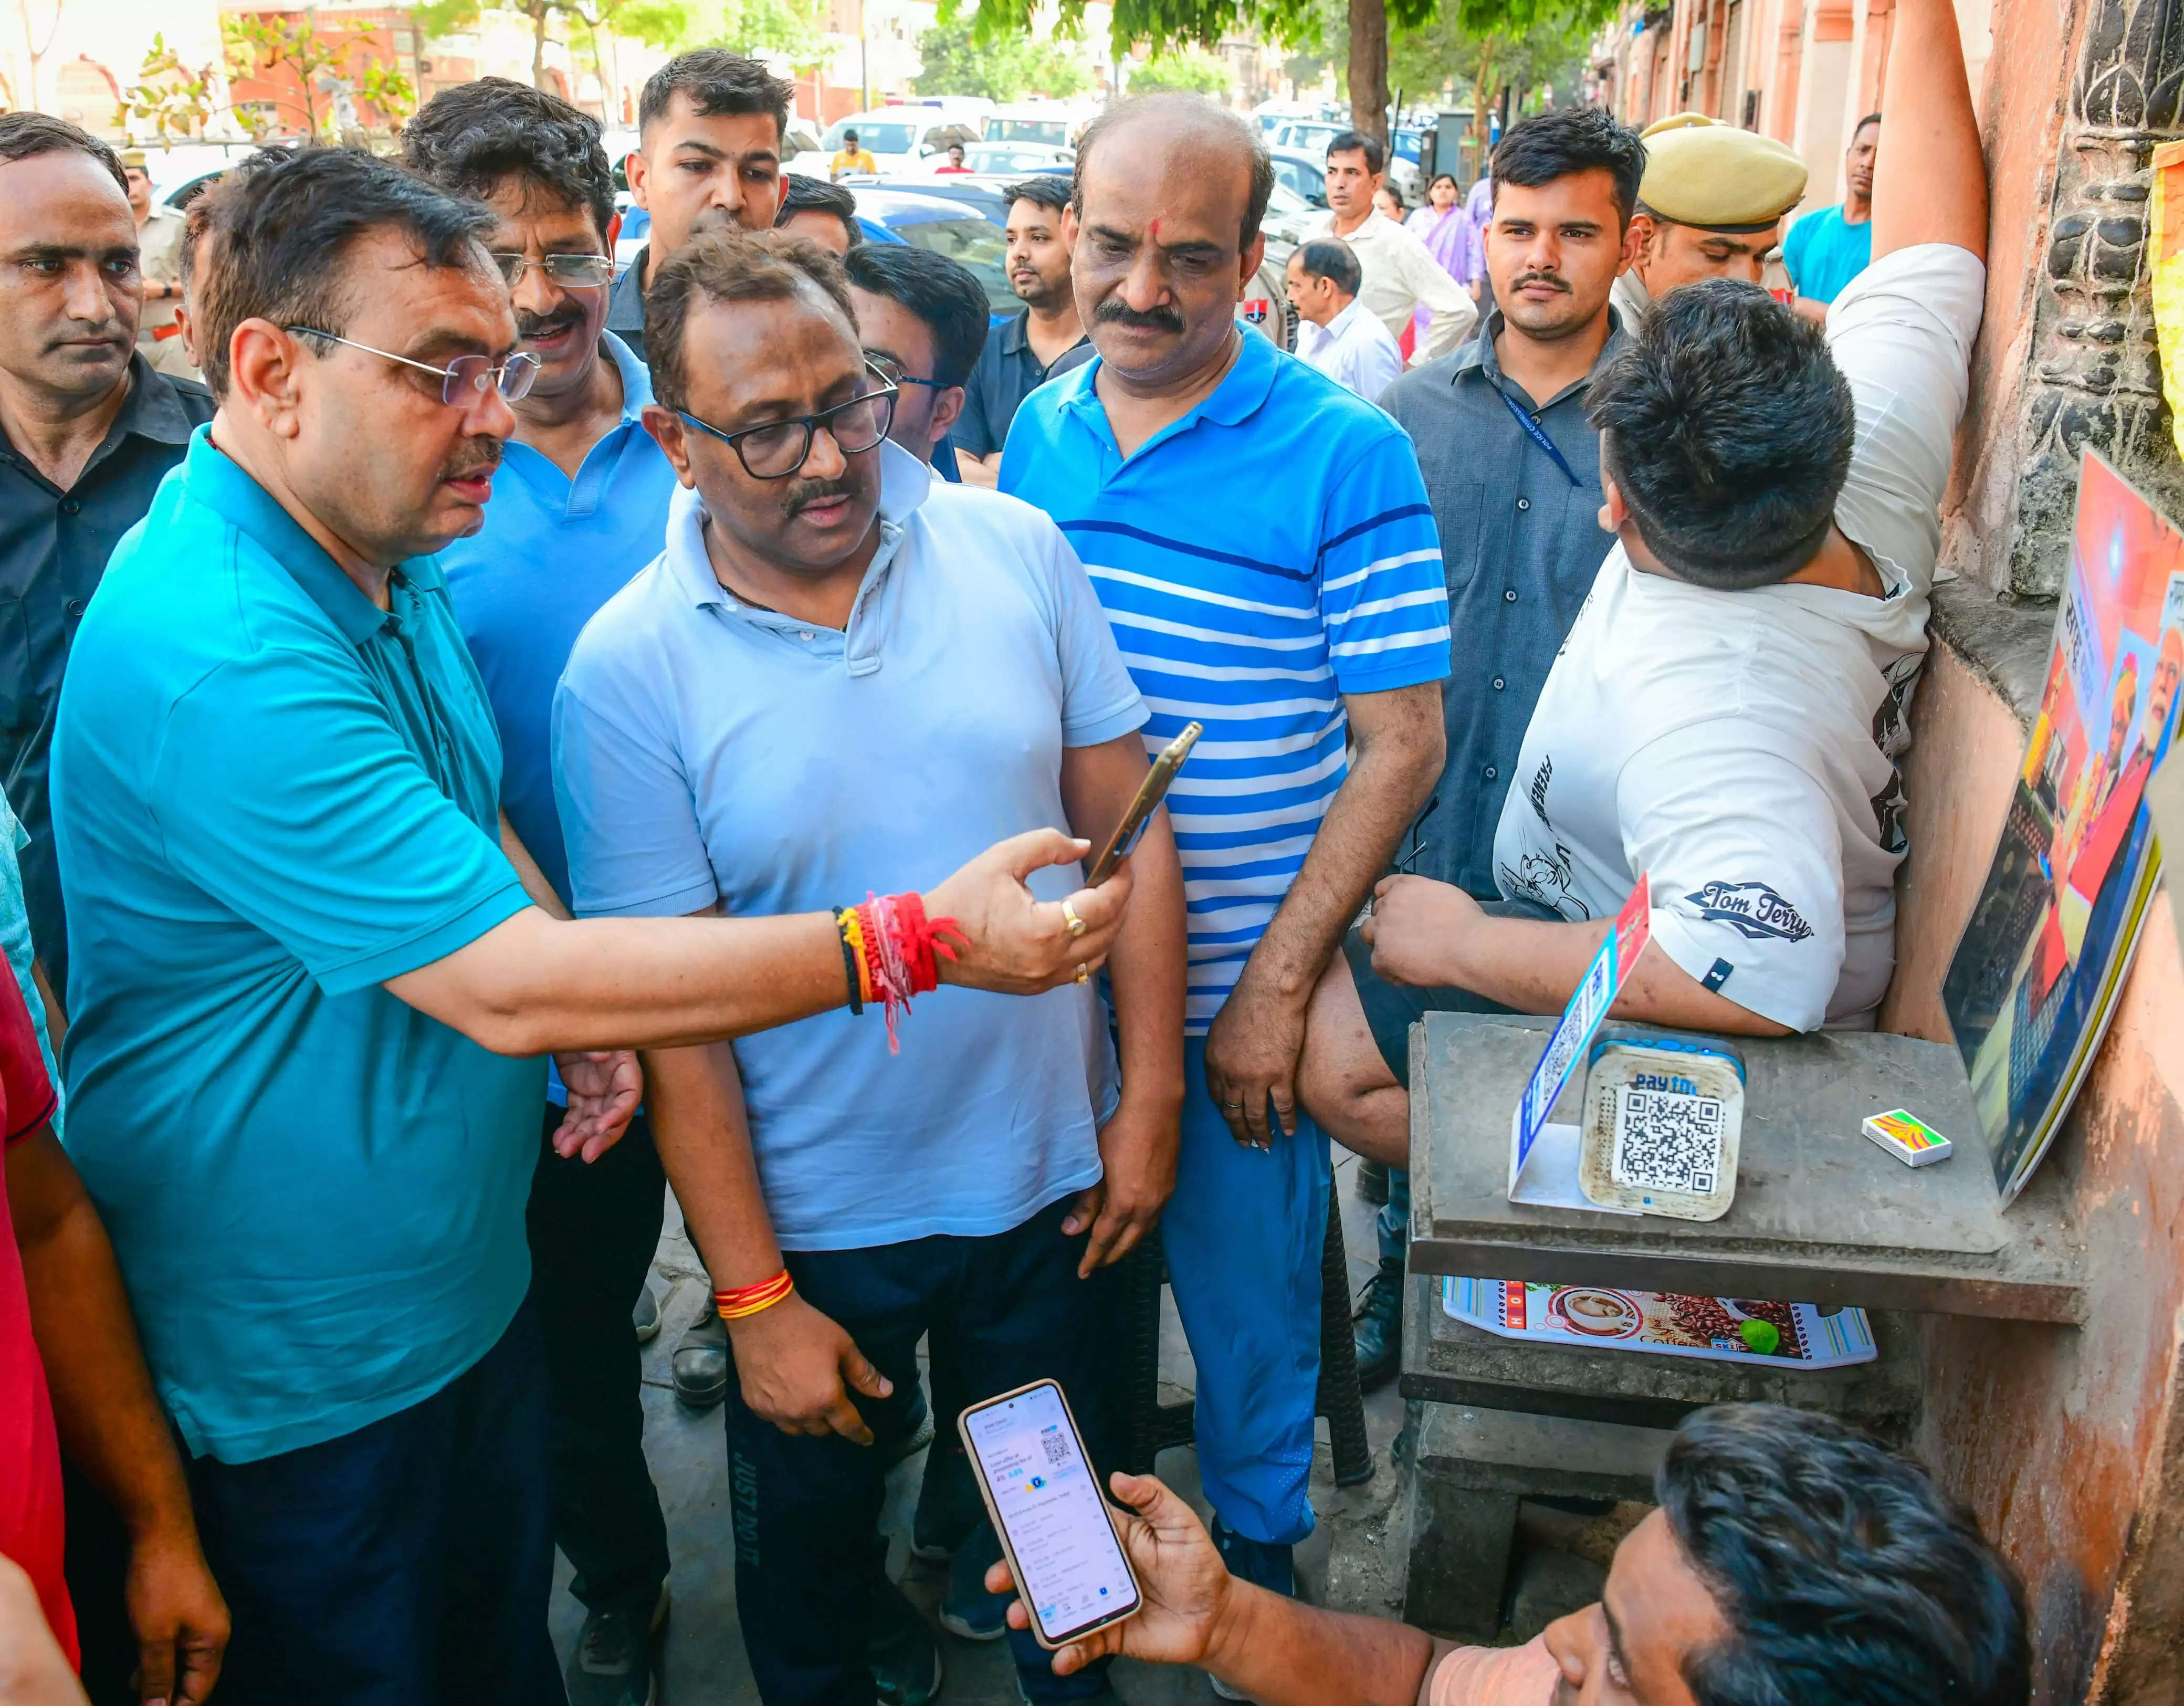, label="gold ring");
[1061,898,1087,938]
[1074,964,1090,985]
